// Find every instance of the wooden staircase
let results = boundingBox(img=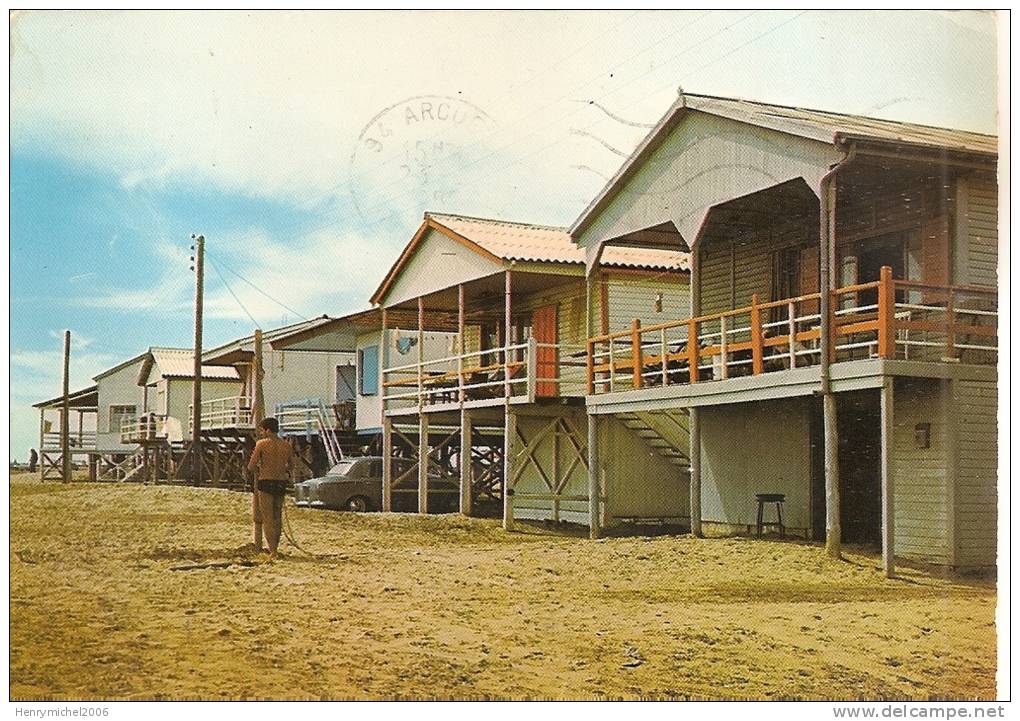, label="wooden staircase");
[616,410,690,469]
